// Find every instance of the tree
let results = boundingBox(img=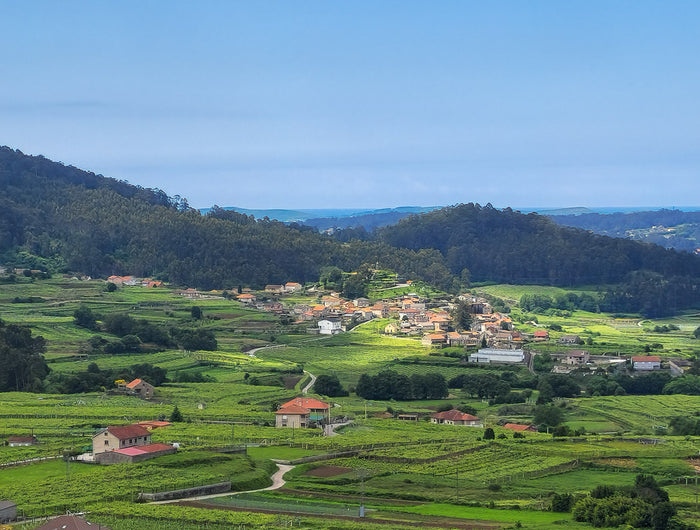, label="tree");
[342,274,368,299]
[314,374,348,397]
[73,304,98,330]
[536,379,554,404]
[694,326,700,339]
[355,373,374,399]
[170,405,183,422]
[452,301,472,331]
[483,427,495,440]
[190,306,202,320]
[105,282,117,292]
[534,404,564,429]
[0,319,49,392]
[551,493,574,512]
